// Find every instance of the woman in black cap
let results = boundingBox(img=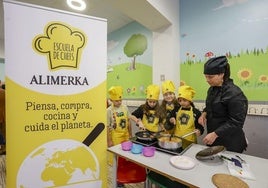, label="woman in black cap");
[198,56,248,153]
